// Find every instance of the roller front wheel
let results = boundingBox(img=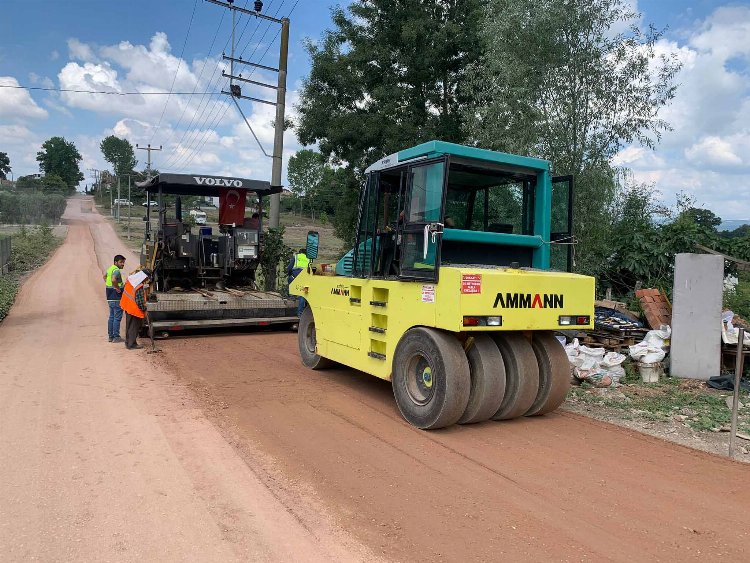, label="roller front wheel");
[392,328,470,429]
